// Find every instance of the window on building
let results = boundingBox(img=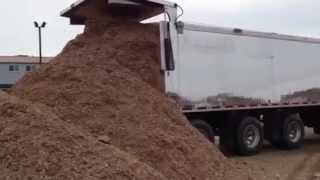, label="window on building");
[9,65,14,71]
[9,65,20,72]
[14,65,19,71]
[26,65,31,71]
